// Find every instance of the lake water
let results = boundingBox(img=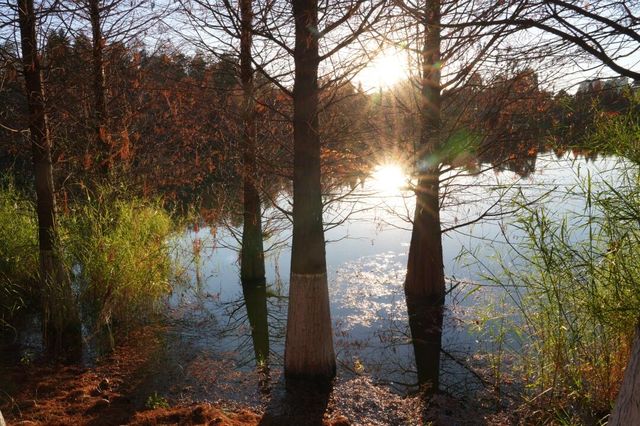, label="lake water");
[153,151,627,407]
